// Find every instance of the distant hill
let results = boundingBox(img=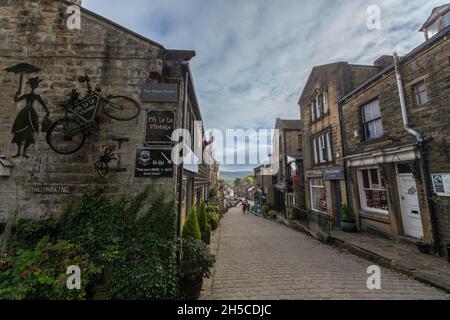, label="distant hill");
[220,170,253,182]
